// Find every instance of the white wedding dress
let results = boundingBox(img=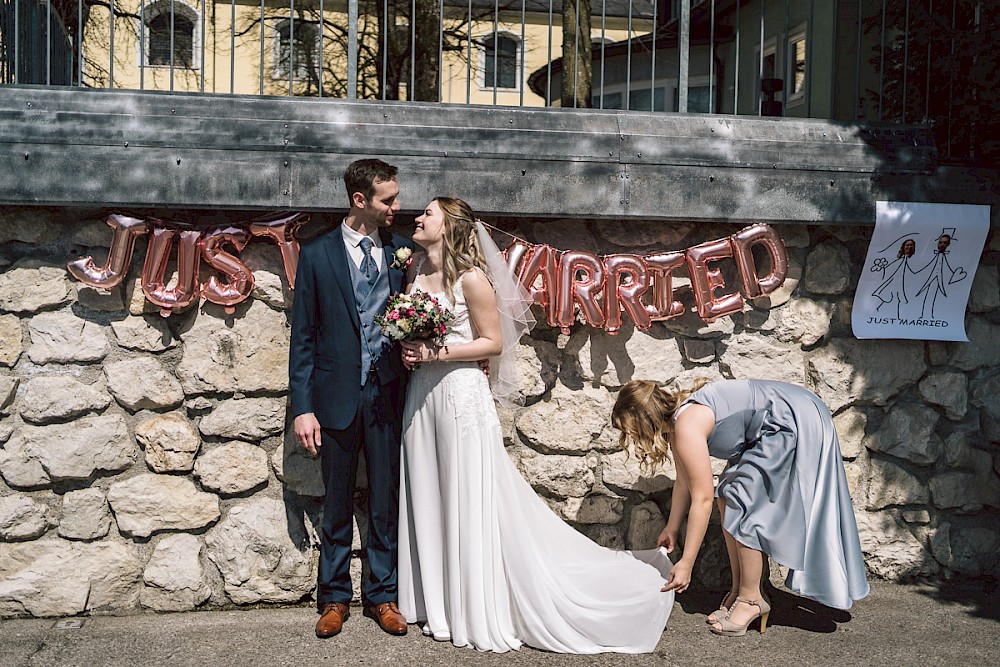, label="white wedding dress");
[398,269,674,654]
